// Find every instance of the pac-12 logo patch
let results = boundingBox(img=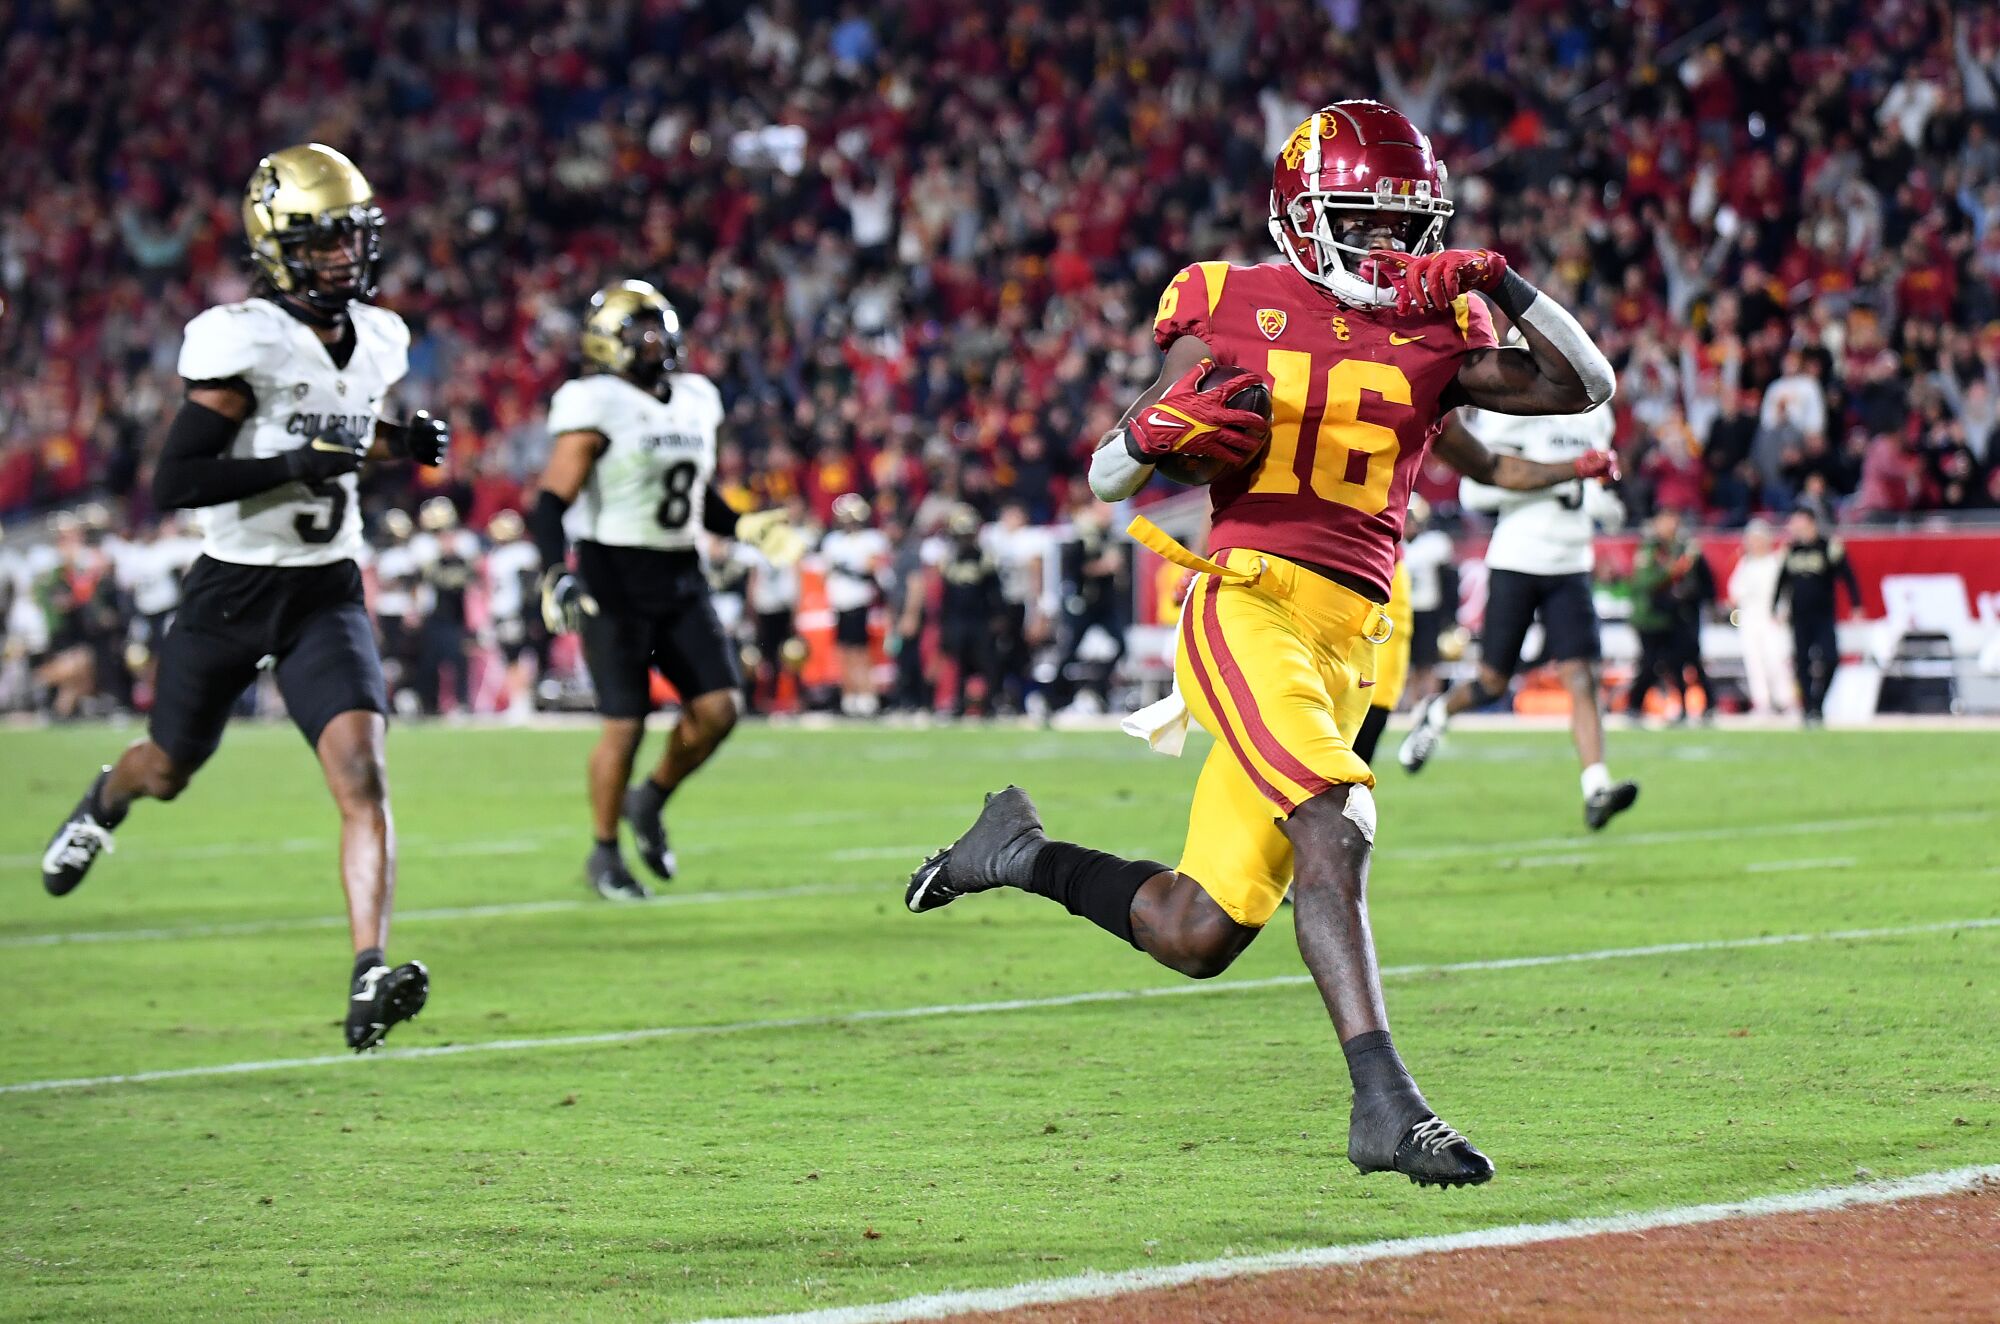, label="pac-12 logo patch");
[1256,308,1287,340]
